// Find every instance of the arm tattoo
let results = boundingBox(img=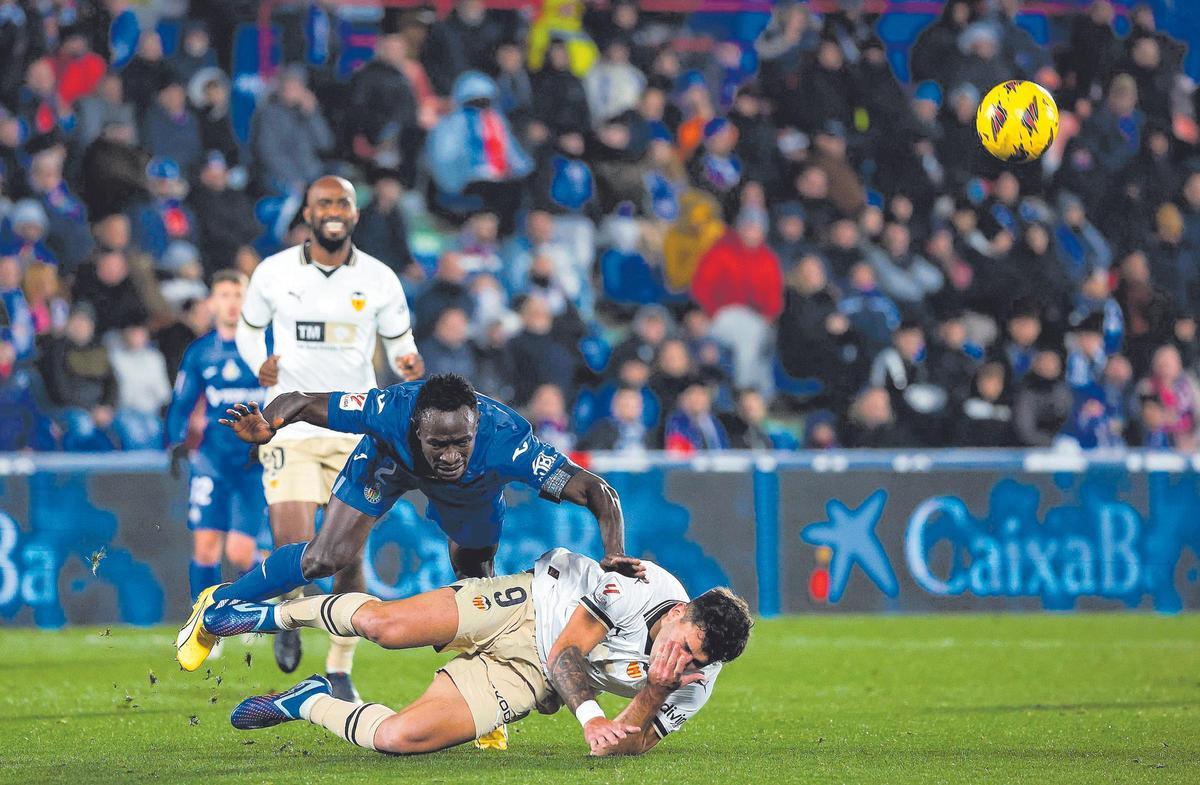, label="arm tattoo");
[548,645,597,711]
